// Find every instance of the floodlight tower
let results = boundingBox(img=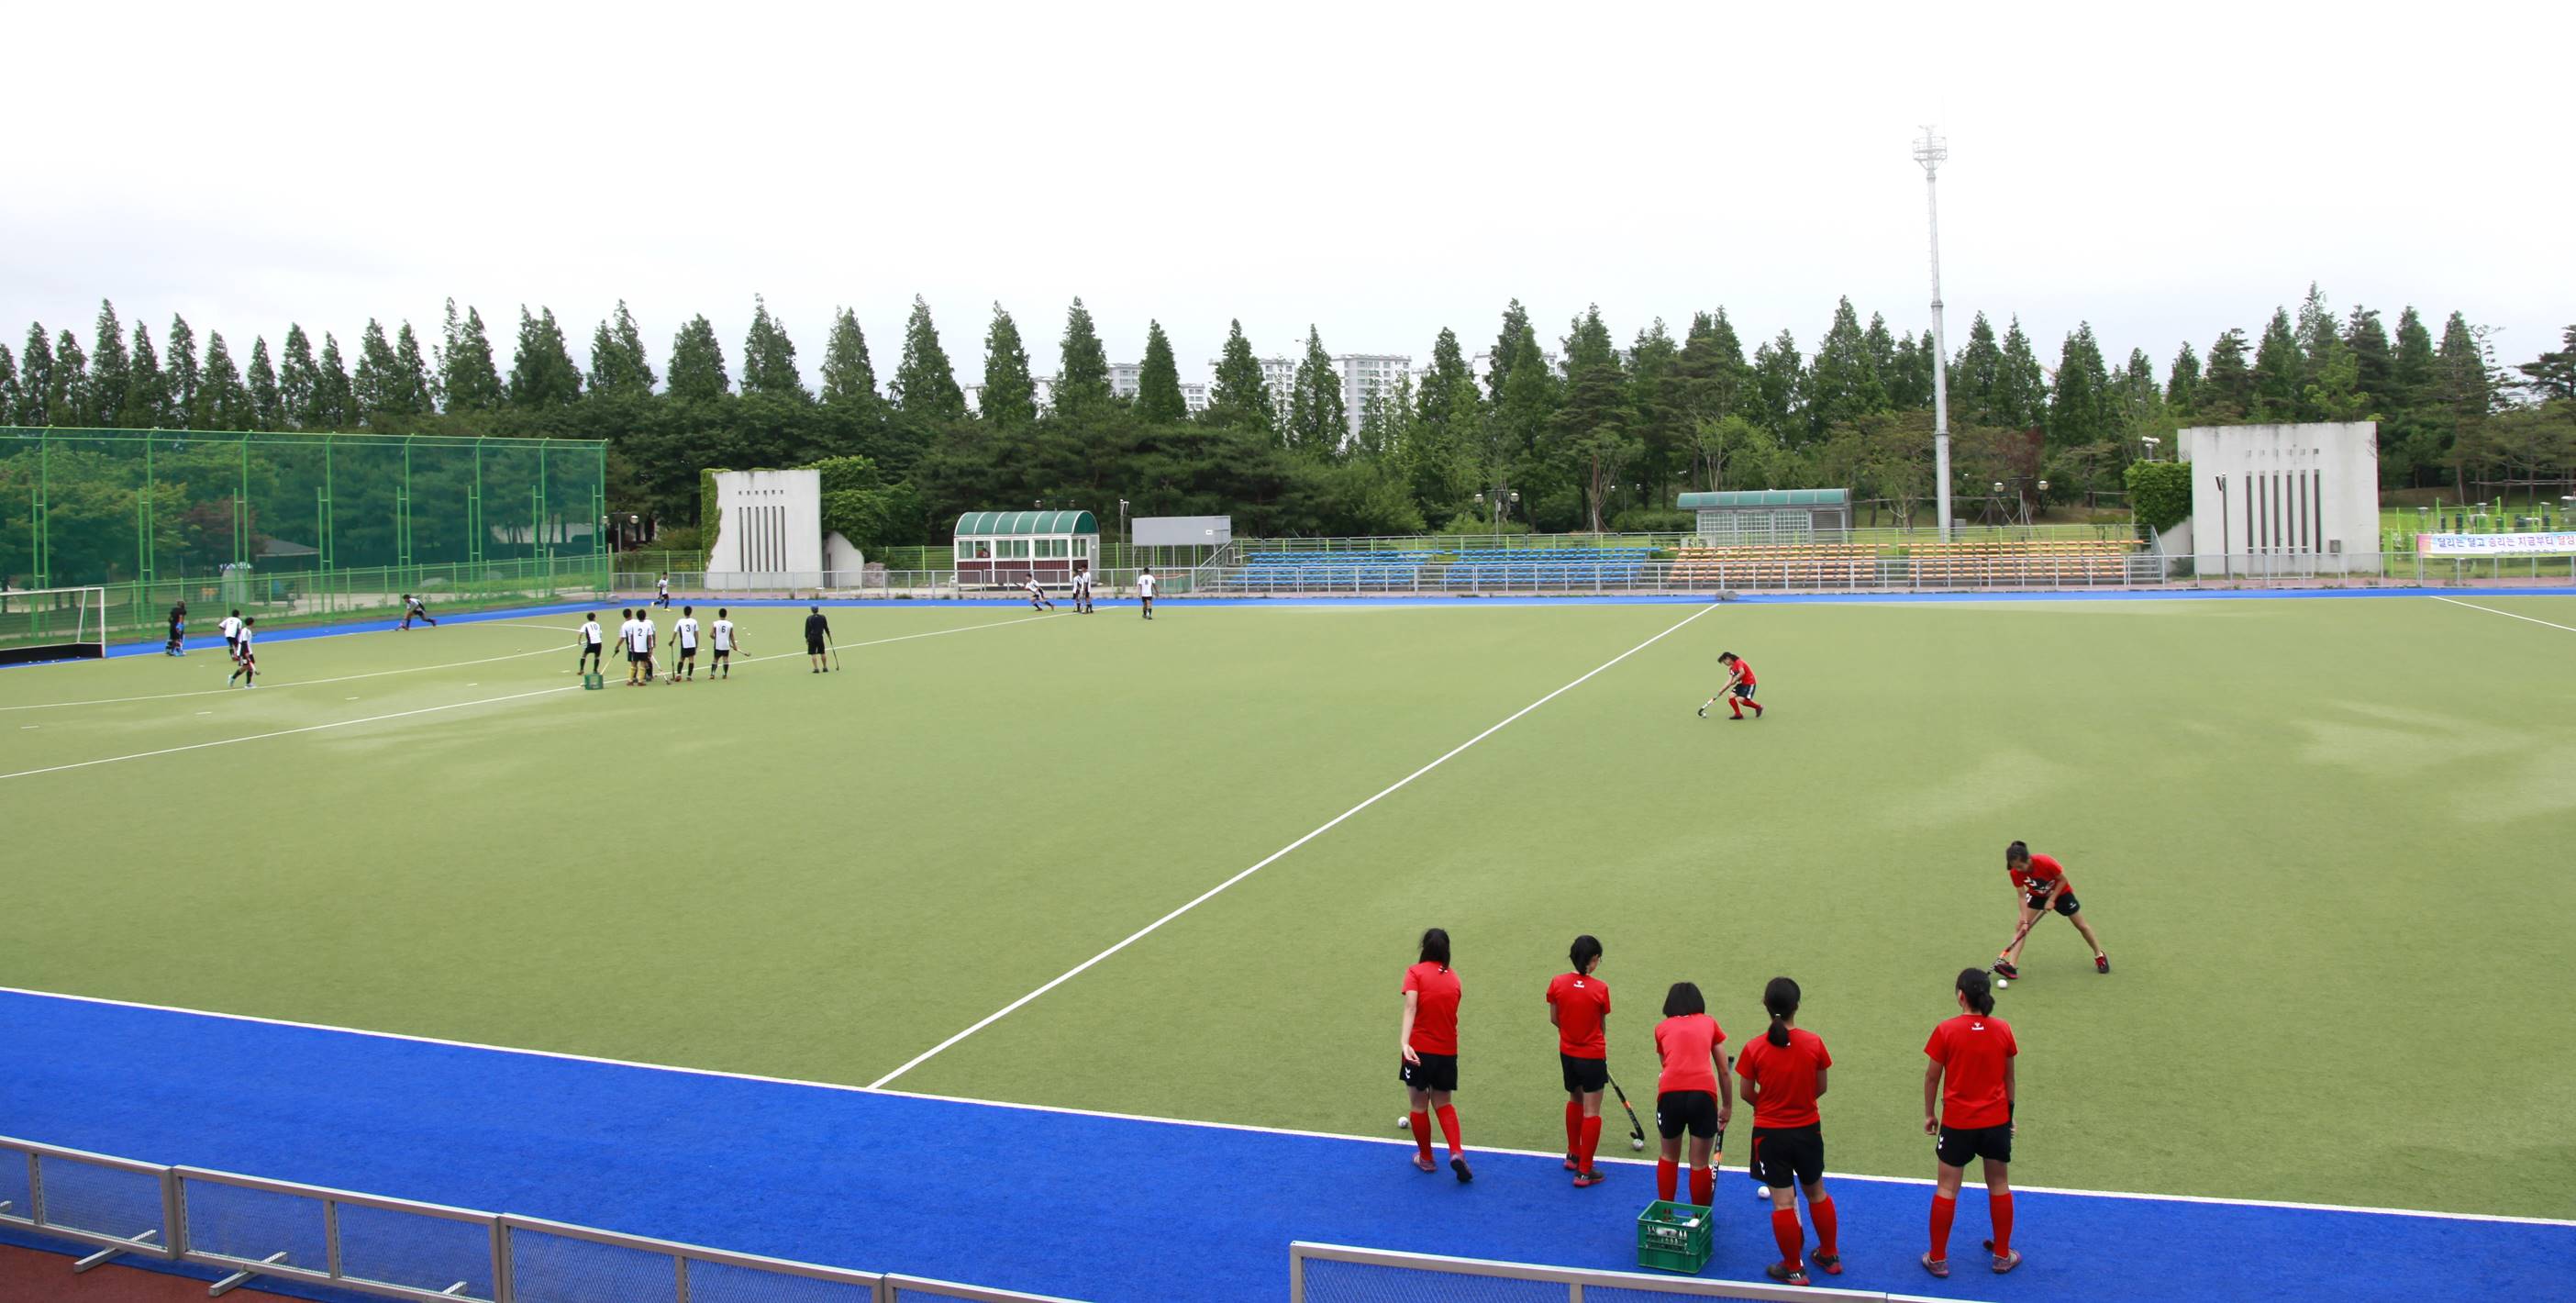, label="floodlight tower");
[1915,126,1954,540]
